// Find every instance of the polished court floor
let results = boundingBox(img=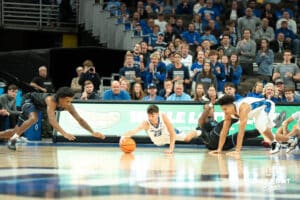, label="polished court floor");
[0,141,299,200]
